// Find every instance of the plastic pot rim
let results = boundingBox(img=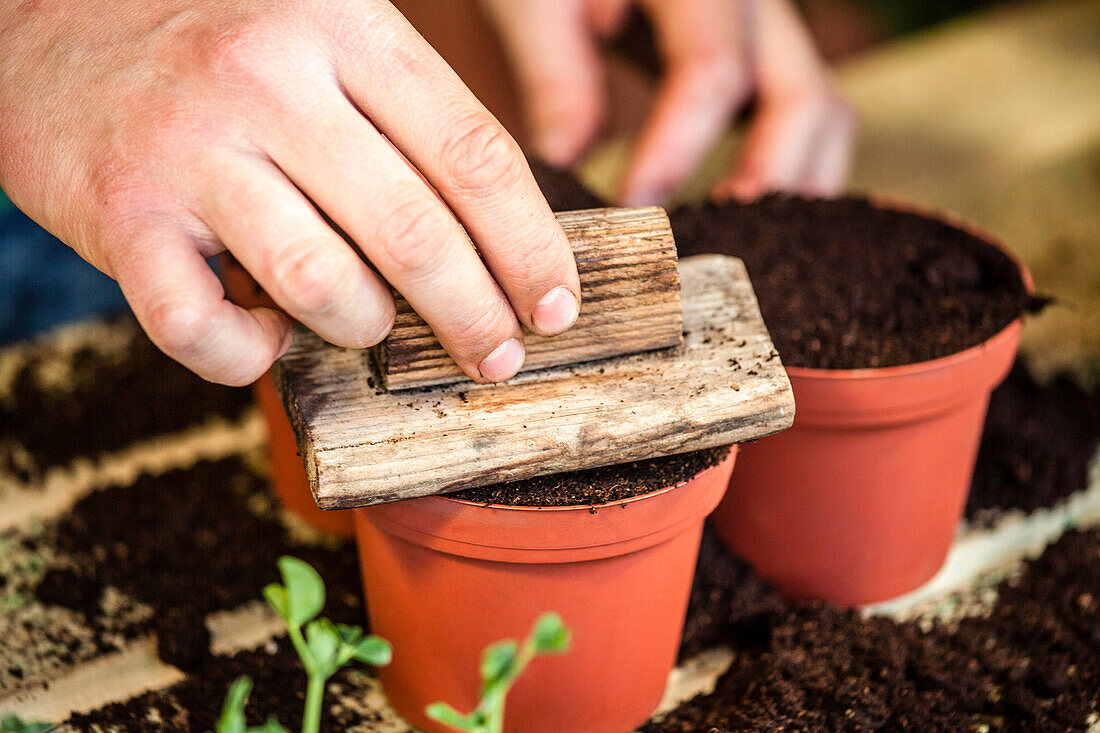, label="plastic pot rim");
[356,448,736,563]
